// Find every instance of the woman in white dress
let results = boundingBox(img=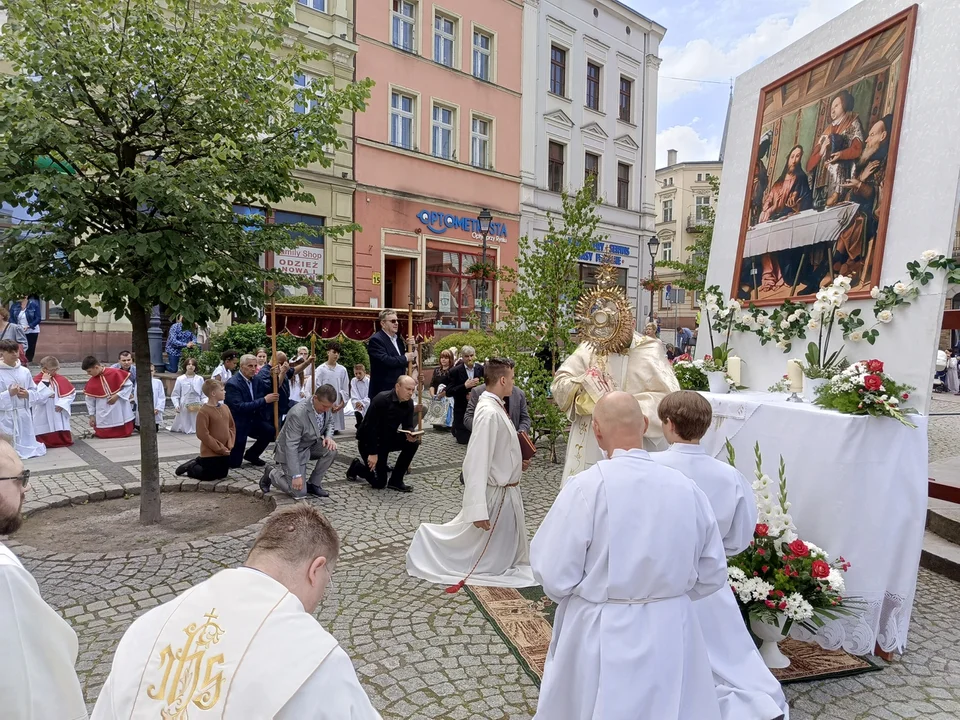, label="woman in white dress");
[289,345,314,404]
[315,342,349,433]
[169,357,206,434]
[948,351,960,394]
